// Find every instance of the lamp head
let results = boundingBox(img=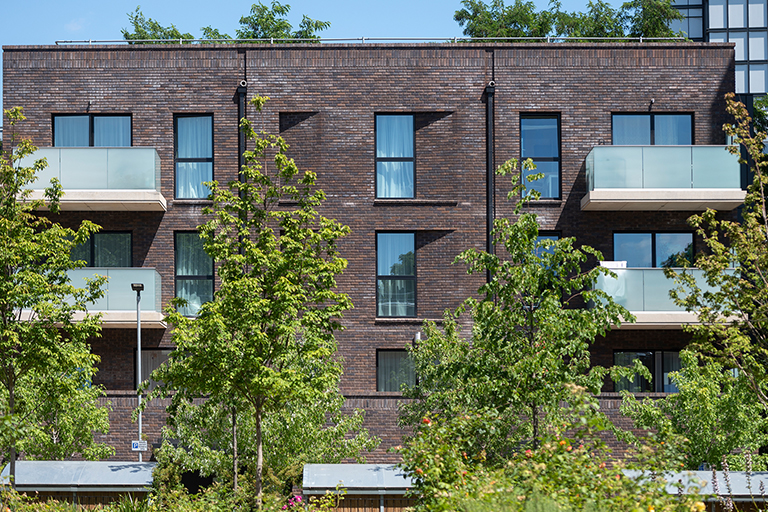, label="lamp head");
[131,283,145,292]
